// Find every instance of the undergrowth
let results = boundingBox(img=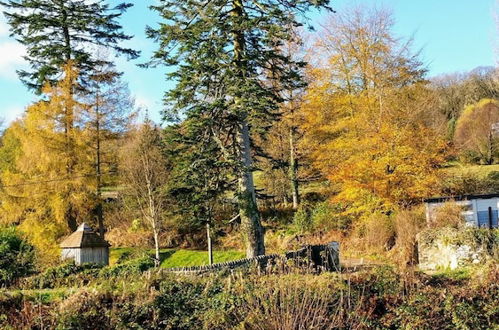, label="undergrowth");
[1,263,497,329]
